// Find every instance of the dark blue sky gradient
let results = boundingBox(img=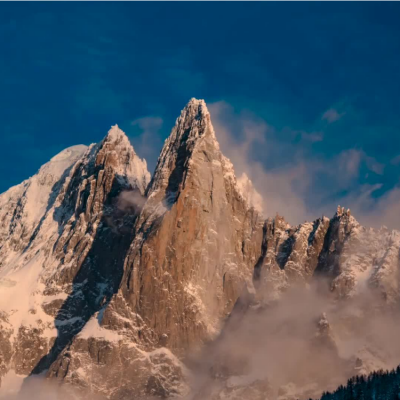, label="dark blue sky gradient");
[1,2,400,223]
